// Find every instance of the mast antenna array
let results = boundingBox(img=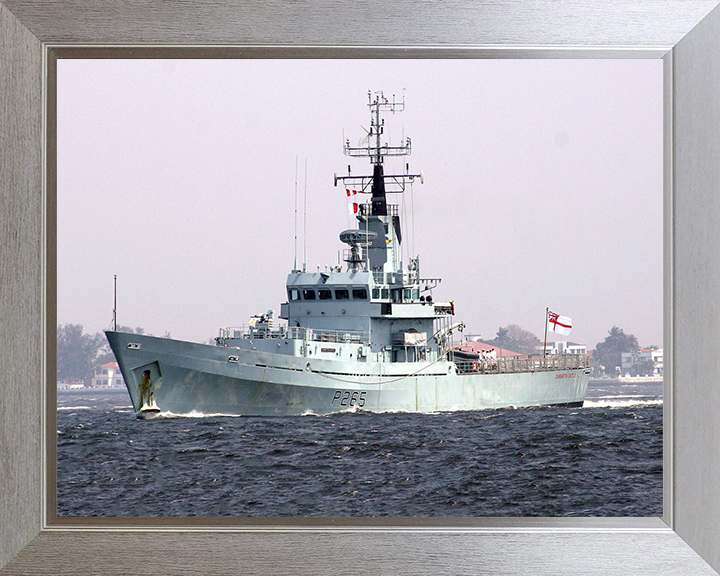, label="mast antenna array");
[334,91,423,194]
